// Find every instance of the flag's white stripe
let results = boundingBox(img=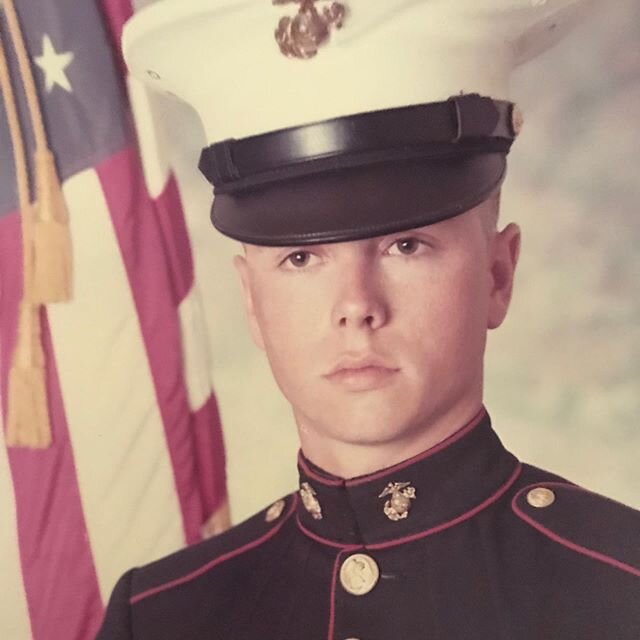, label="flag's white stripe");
[129,72,218,412]
[164,96,226,411]
[47,169,185,603]
[0,404,33,640]
[178,286,215,411]
[127,75,171,199]
[162,98,218,411]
